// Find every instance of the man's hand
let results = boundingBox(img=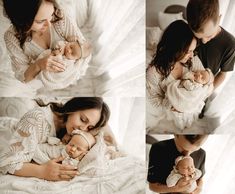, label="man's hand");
[175,177,193,193]
[190,178,203,194]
